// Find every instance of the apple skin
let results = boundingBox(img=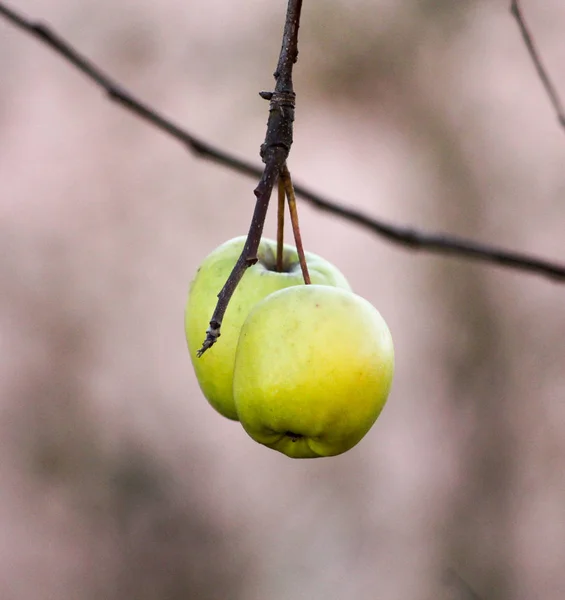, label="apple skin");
[233,285,394,458]
[185,237,351,420]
